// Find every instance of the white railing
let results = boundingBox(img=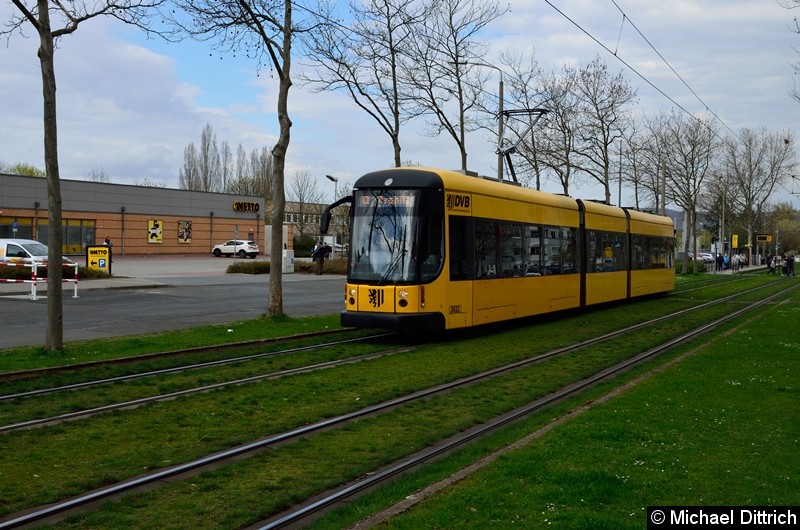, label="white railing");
[0,261,79,300]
